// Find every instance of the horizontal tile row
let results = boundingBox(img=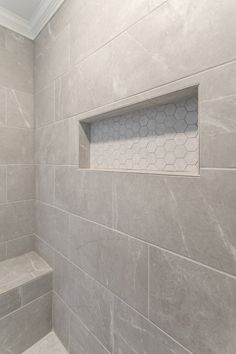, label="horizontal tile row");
[0,272,52,319]
[53,291,190,354]
[52,167,236,276]
[0,292,52,353]
[34,65,236,170]
[35,235,236,354]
